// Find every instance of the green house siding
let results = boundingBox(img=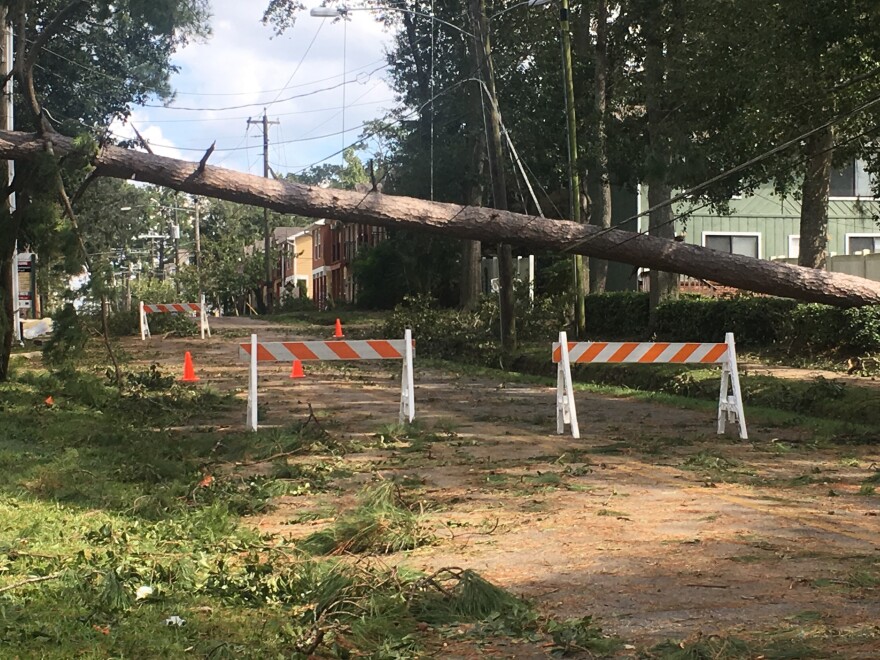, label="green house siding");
[656,190,880,259]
